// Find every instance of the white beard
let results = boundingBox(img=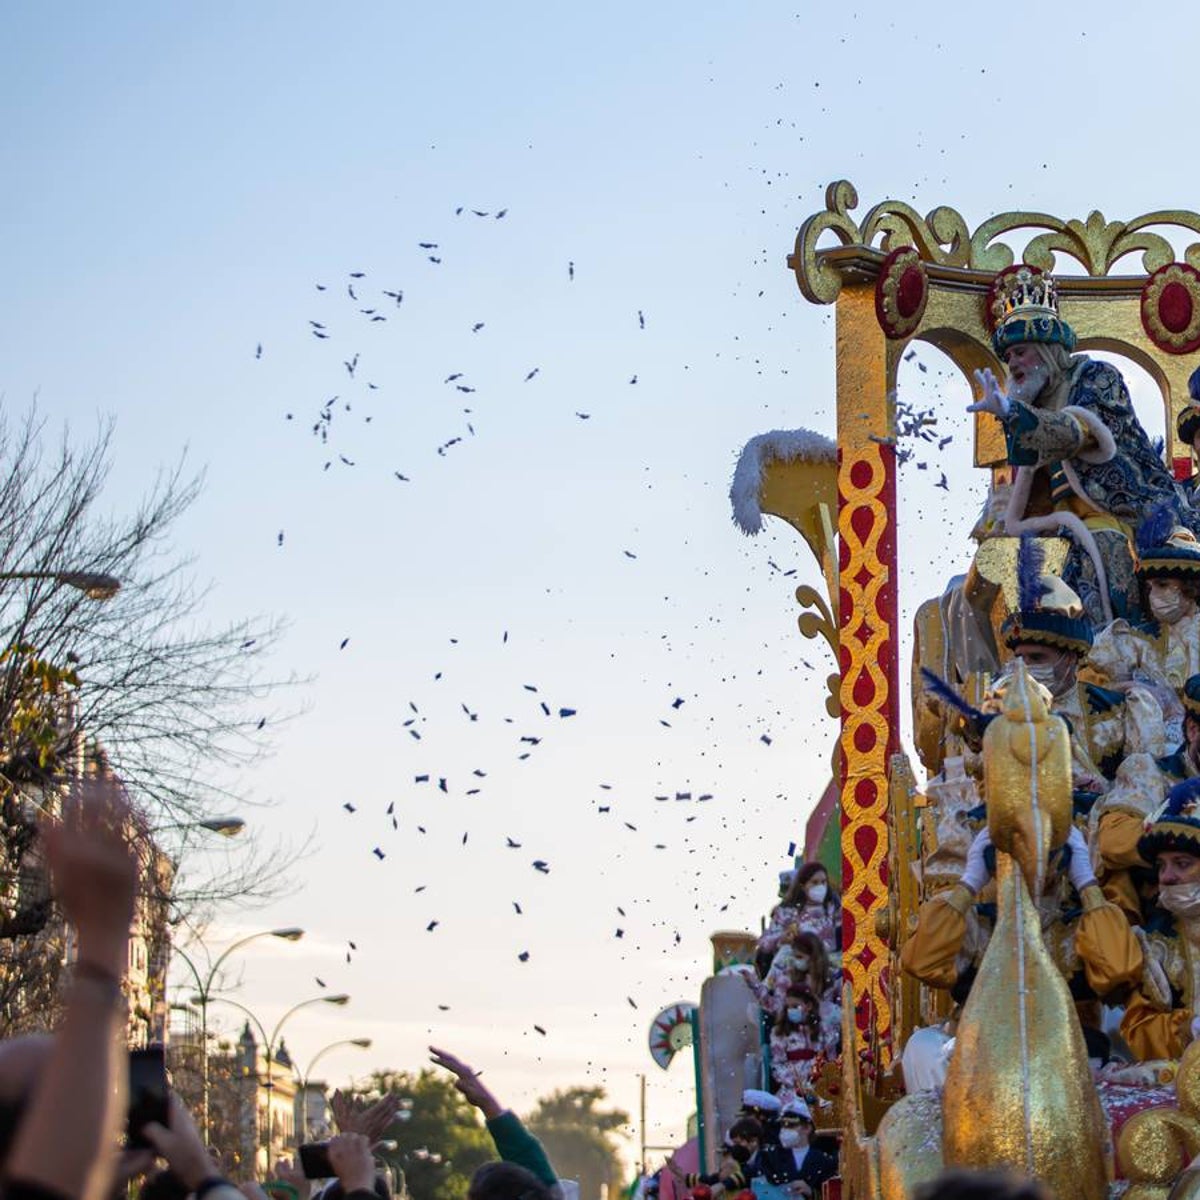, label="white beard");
[1009,361,1051,407]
